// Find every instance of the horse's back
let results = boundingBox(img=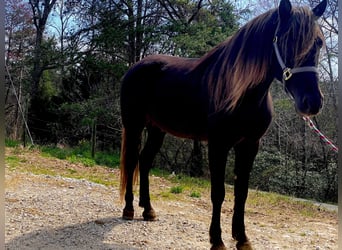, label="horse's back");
[121,55,195,92]
[121,55,208,139]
